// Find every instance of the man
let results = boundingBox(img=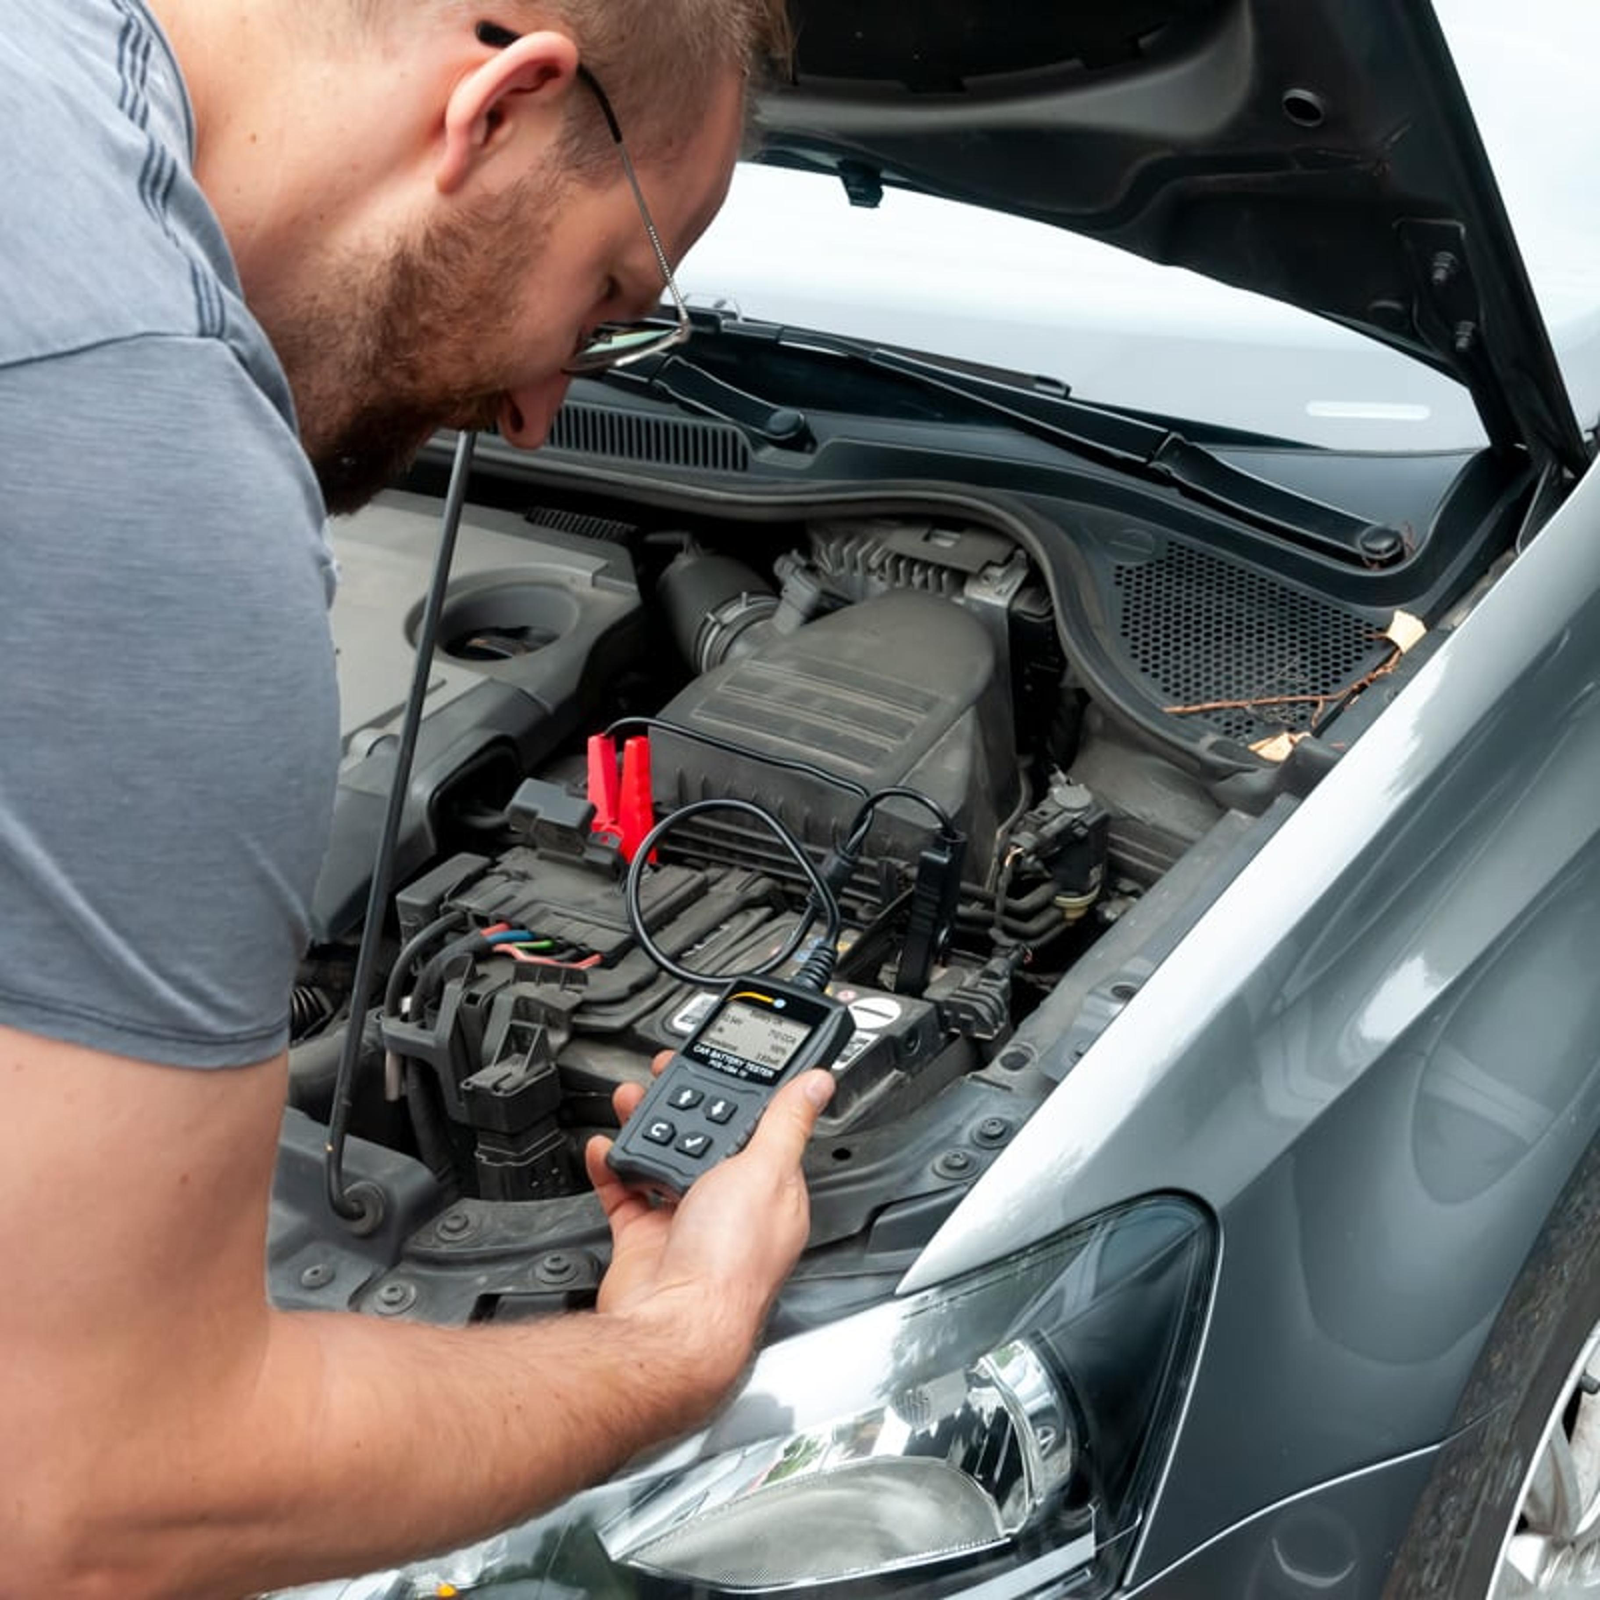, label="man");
[0,1,831,1595]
